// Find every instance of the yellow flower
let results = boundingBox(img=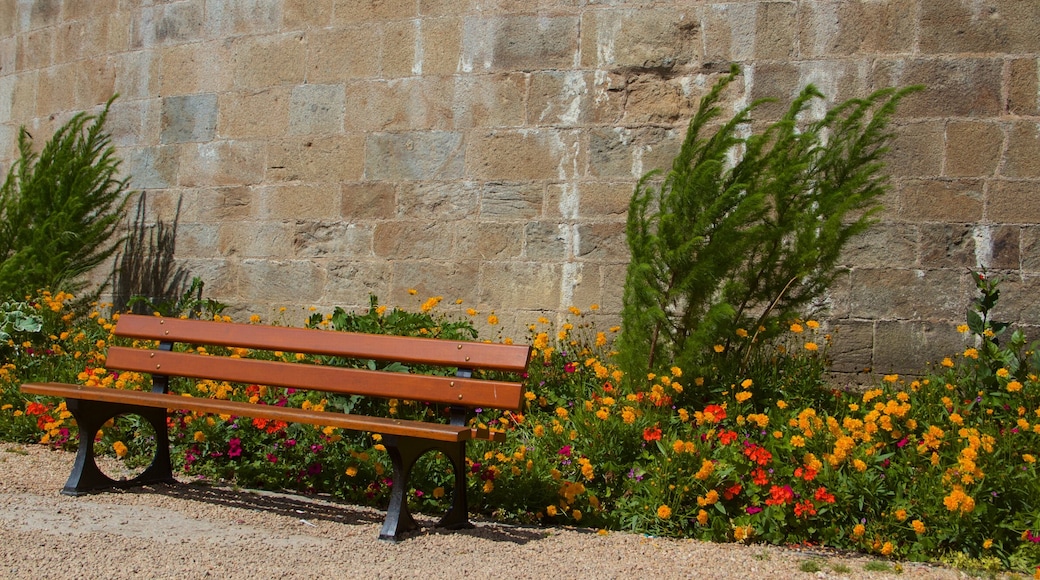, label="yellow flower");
[736,328,749,338]
[957,324,969,333]
[790,323,804,333]
[1024,454,1036,464]
[713,344,725,353]
[741,378,753,388]
[193,431,205,442]
[670,366,683,378]
[804,342,818,351]
[883,374,899,383]
[806,320,820,329]
[949,413,964,425]
[112,441,128,458]
[656,504,672,519]
[997,368,1010,378]
[963,347,979,359]
[1008,380,1023,392]
[880,542,893,556]
[555,407,569,419]
[735,391,752,403]
[853,459,867,472]
[696,509,708,525]
[345,466,358,477]
[941,357,954,368]
[790,435,805,447]
[983,539,993,550]
[433,486,445,499]
[483,480,494,493]
[912,519,926,534]
[852,524,866,538]
[546,505,558,517]
[487,313,499,325]
[894,509,907,521]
